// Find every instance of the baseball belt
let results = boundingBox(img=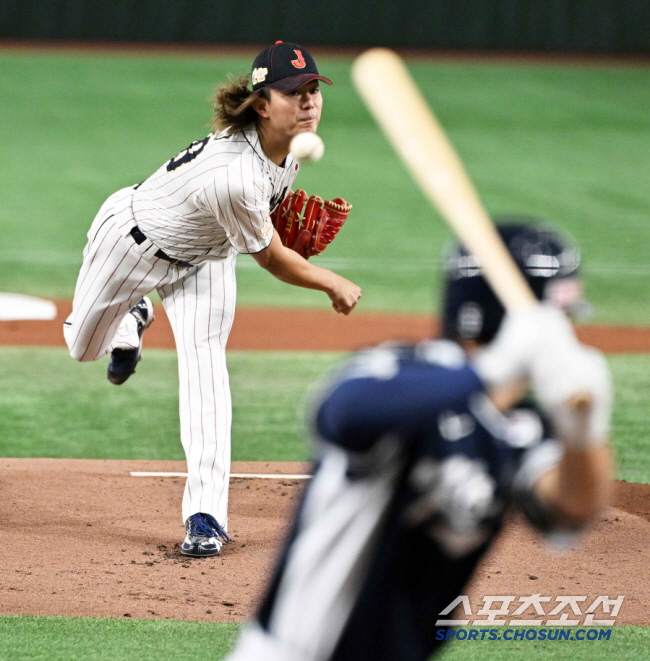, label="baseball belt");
[130,226,193,268]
